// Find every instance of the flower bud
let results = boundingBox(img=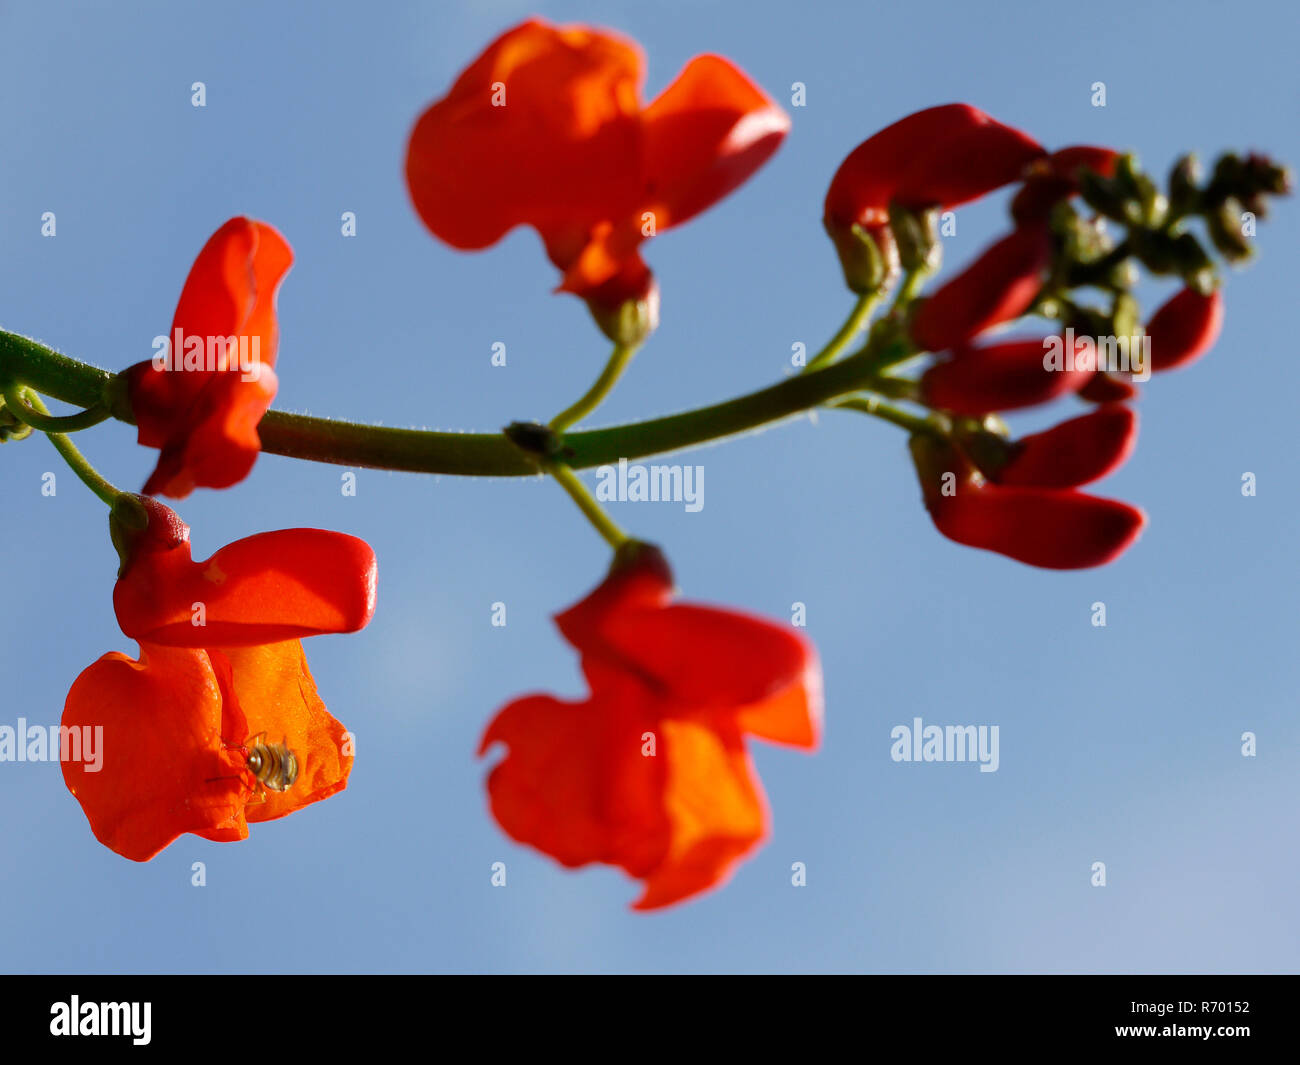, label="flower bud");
[908,433,1145,569]
[909,226,1050,353]
[1145,287,1223,372]
[585,271,661,347]
[825,219,897,295]
[920,335,1090,414]
[1205,203,1254,262]
[1167,153,1202,217]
